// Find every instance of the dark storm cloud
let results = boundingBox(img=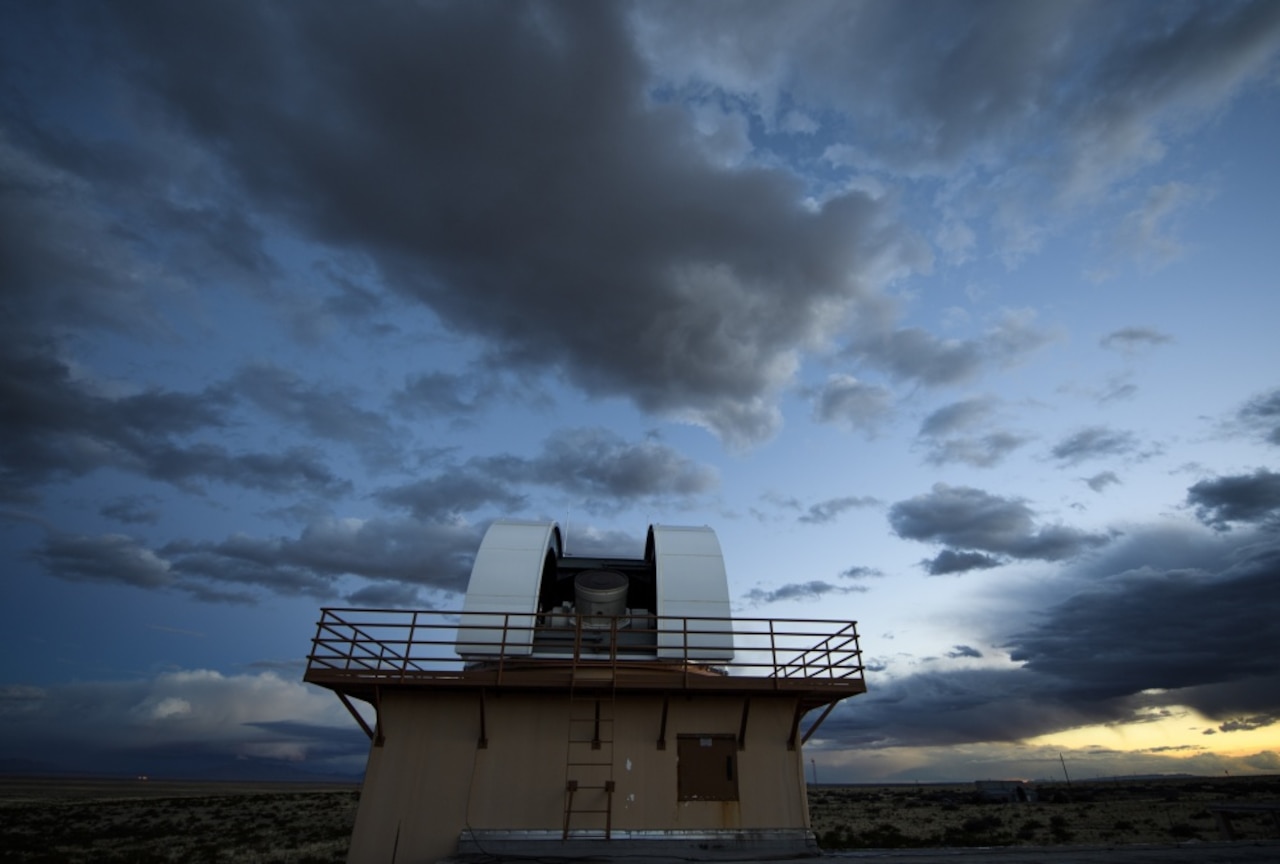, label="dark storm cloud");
[811,375,894,435]
[0,347,348,501]
[1237,387,1280,446]
[1099,327,1173,351]
[1187,468,1280,529]
[743,580,866,605]
[1084,471,1121,493]
[44,2,928,447]
[1005,529,1280,704]
[798,495,879,525]
[924,549,1003,575]
[819,665,1103,749]
[889,483,1111,567]
[0,670,364,777]
[946,645,983,659]
[820,526,1280,750]
[1050,426,1139,466]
